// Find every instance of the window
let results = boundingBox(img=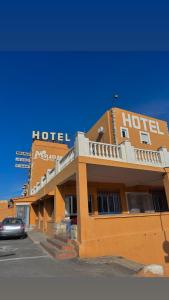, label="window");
[152,191,168,212]
[98,192,121,215]
[120,127,129,138]
[140,131,151,145]
[2,218,23,225]
[127,192,154,213]
[65,195,93,217]
[88,194,93,214]
[65,195,77,217]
